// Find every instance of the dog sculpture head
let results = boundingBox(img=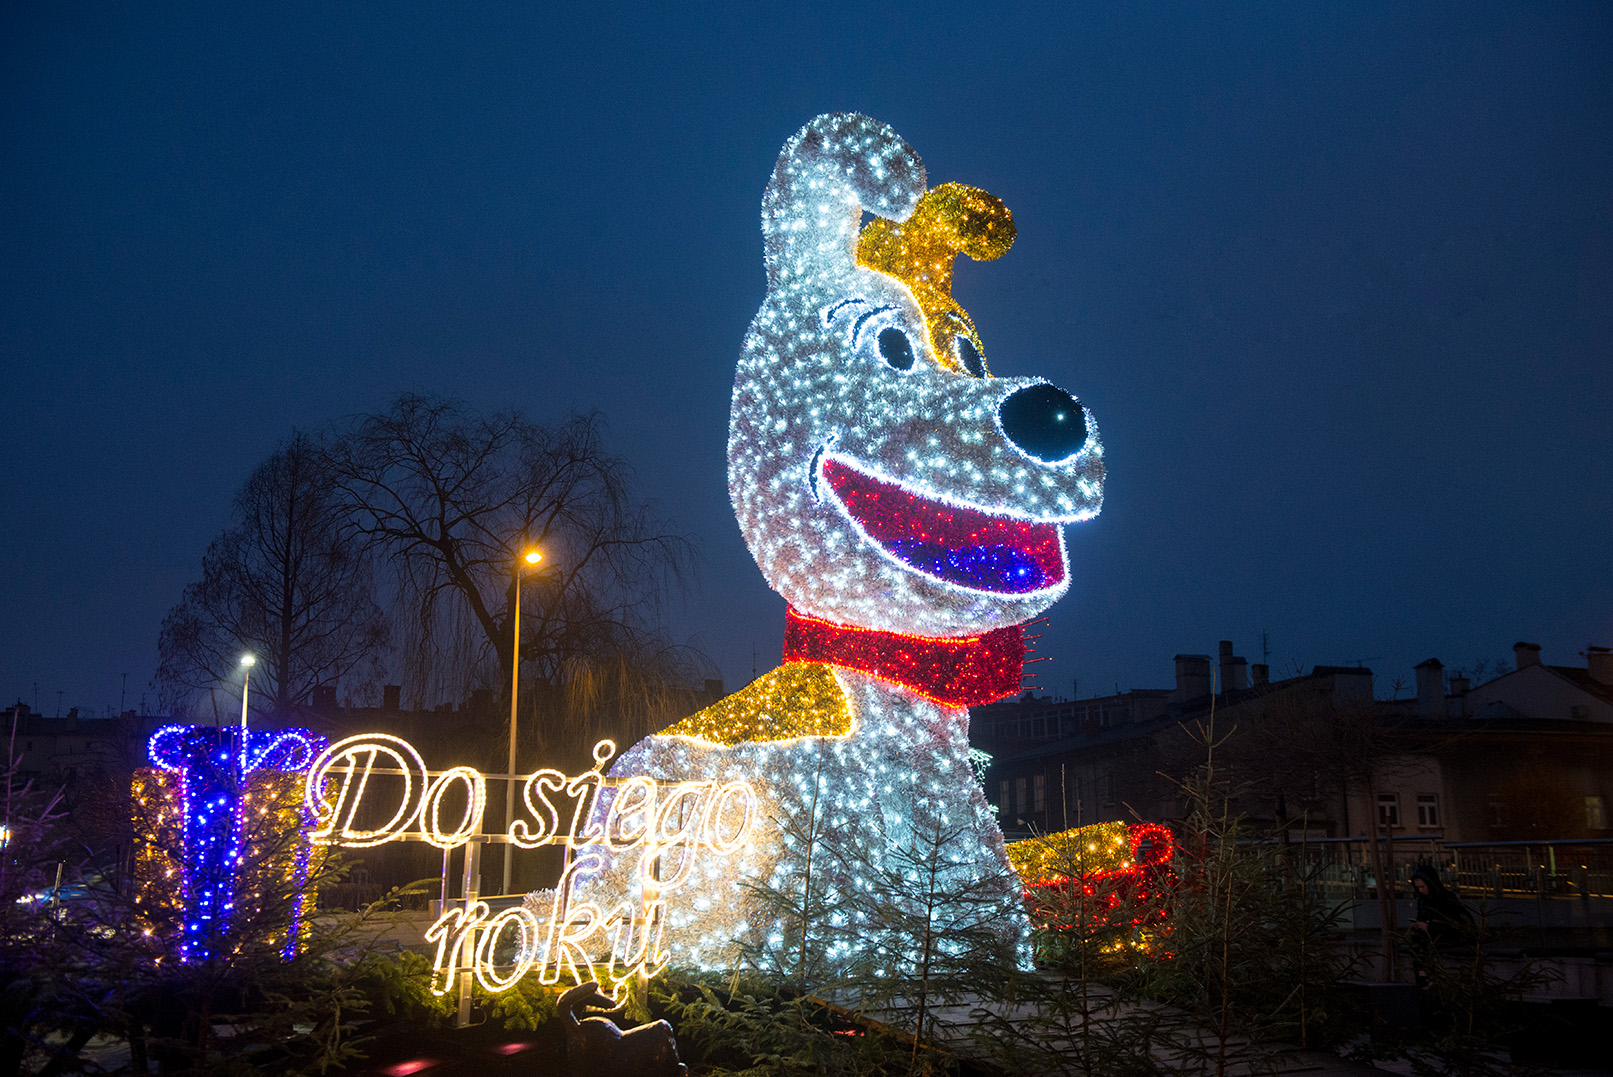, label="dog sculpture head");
[729,113,1105,639]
